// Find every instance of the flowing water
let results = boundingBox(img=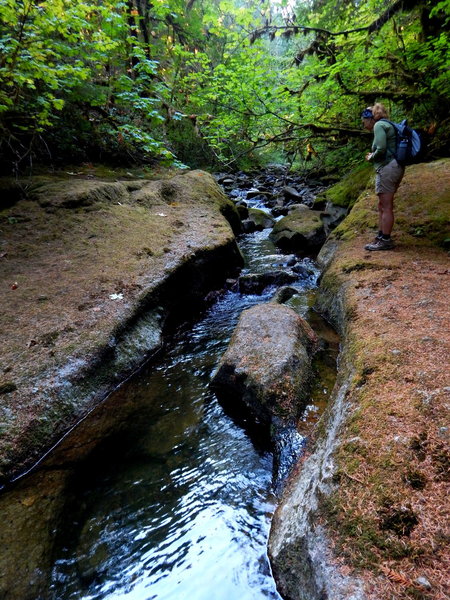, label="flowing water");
[47,231,324,600]
[0,185,338,600]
